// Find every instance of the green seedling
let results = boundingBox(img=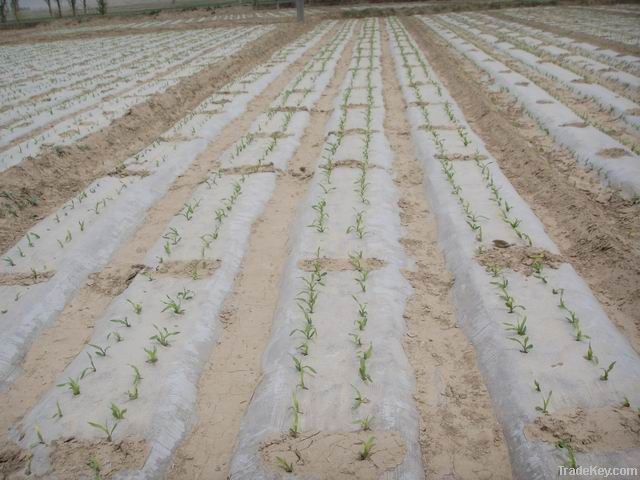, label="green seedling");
[574,323,589,342]
[3,256,15,267]
[128,386,139,400]
[536,390,552,414]
[510,336,533,353]
[346,210,367,239]
[290,322,317,340]
[556,440,577,469]
[297,341,309,356]
[57,377,81,396]
[129,364,143,385]
[80,352,97,379]
[353,296,368,331]
[52,401,63,420]
[600,361,615,381]
[309,198,328,233]
[355,269,369,292]
[359,357,372,383]
[30,425,46,448]
[107,331,124,343]
[88,420,117,442]
[110,403,127,420]
[161,295,185,315]
[144,346,158,364]
[503,316,527,336]
[623,396,631,408]
[276,456,294,473]
[349,333,363,347]
[531,261,547,284]
[109,317,131,328]
[353,416,374,431]
[127,299,142,315]
[501,292,525,314]
[89,343,110,357]
[87,457,102,480]
[292,355,317,375]
[534,380,541,392]
[150,324,180,347]
[351,384,369,409]
[359,436,376,460]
